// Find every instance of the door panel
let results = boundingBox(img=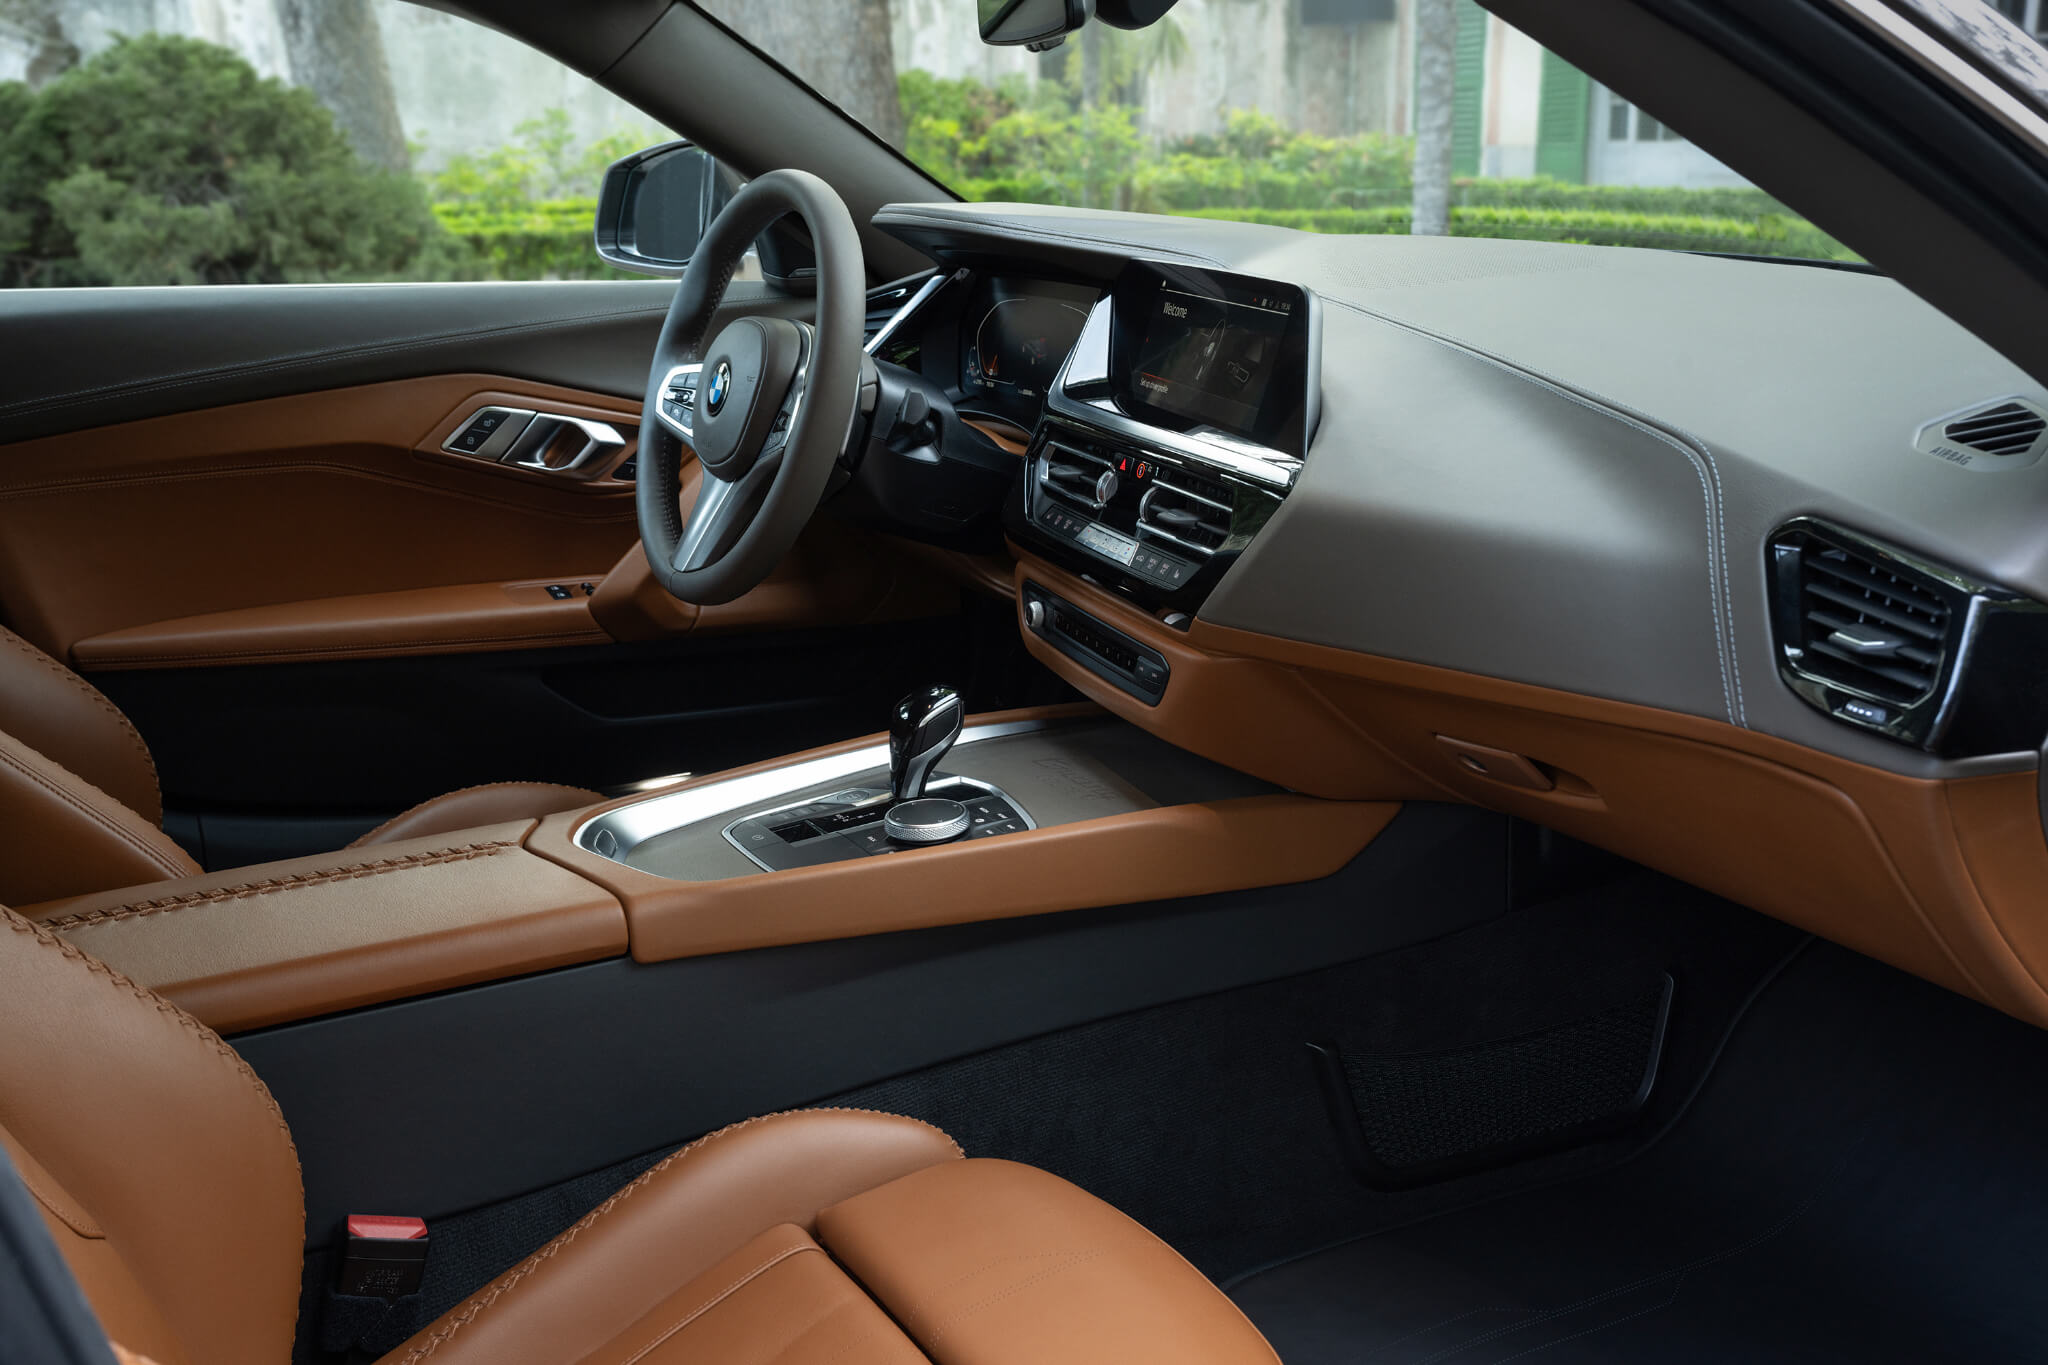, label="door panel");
[0,280,1018,863]
[0,279,815,444]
